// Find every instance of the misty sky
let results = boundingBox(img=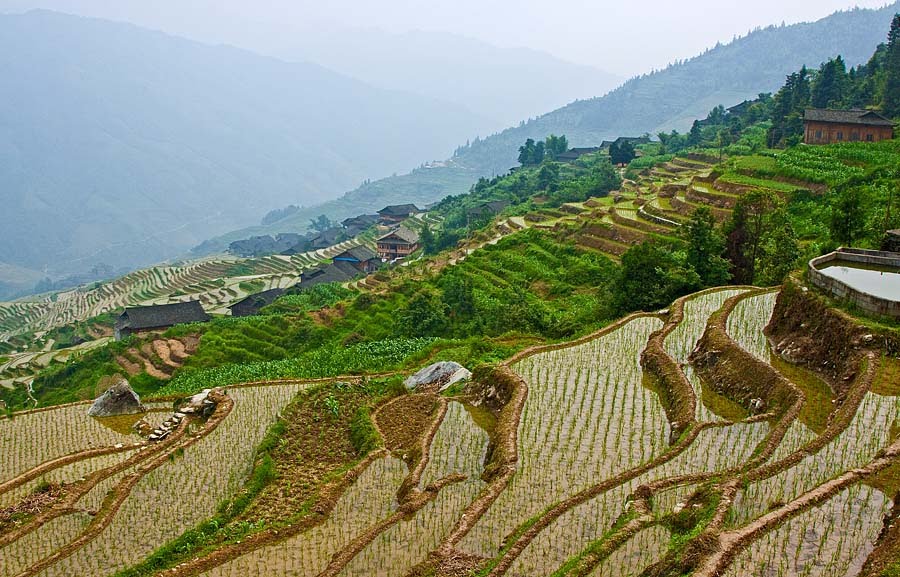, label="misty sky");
[1,0,893,75]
